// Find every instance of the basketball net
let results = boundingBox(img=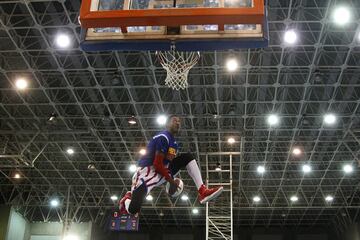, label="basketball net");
[157,49,200,90]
